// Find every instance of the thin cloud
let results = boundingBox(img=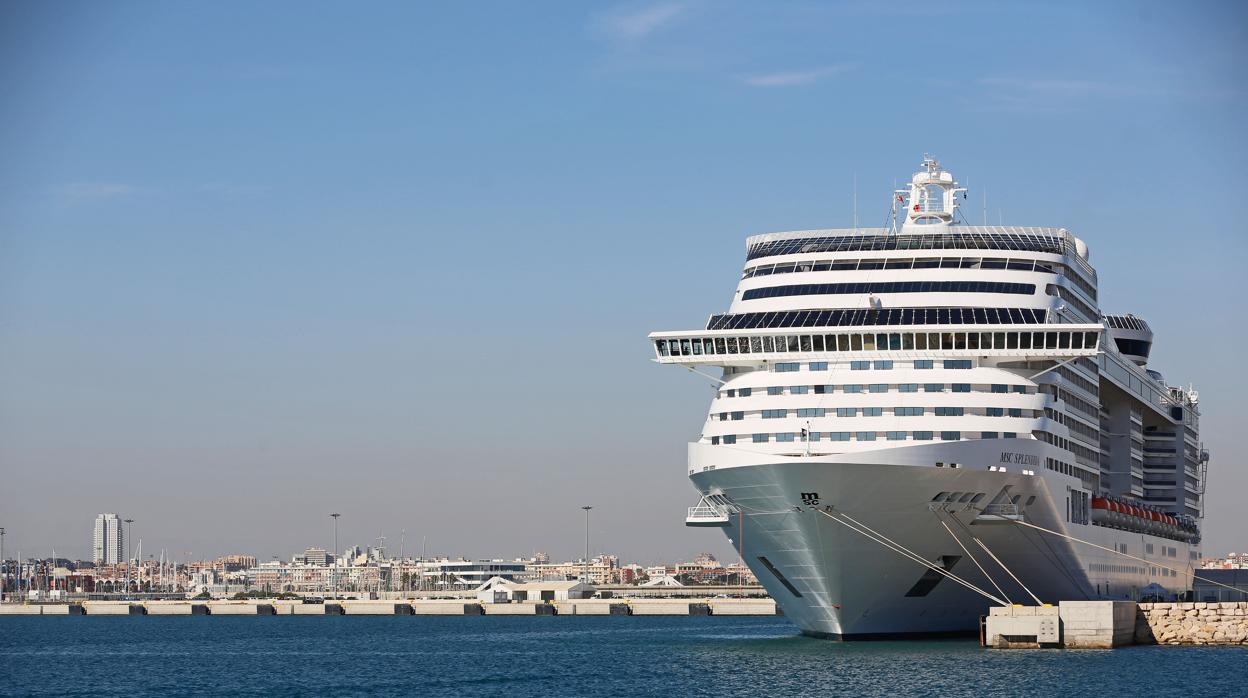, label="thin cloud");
[63,182,140,204]
[742,65,853,88]
[593,3,687,41]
